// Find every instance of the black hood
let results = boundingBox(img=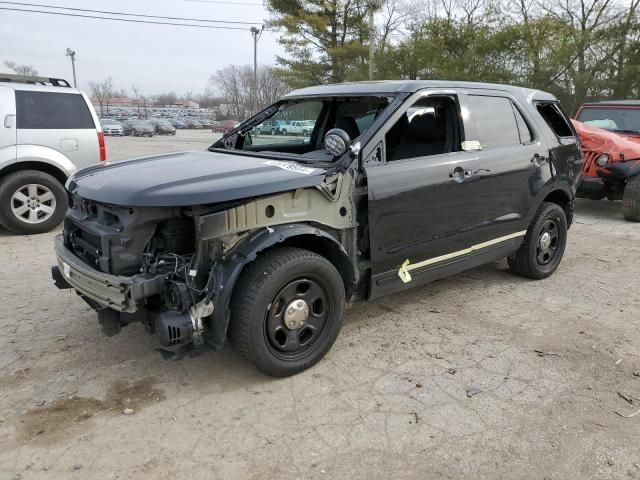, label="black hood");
[68,150,327,207]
